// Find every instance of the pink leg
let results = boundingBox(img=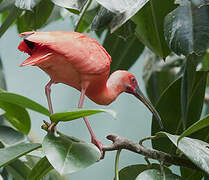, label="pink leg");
[45,80,56,131]
[78,88,103,157]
